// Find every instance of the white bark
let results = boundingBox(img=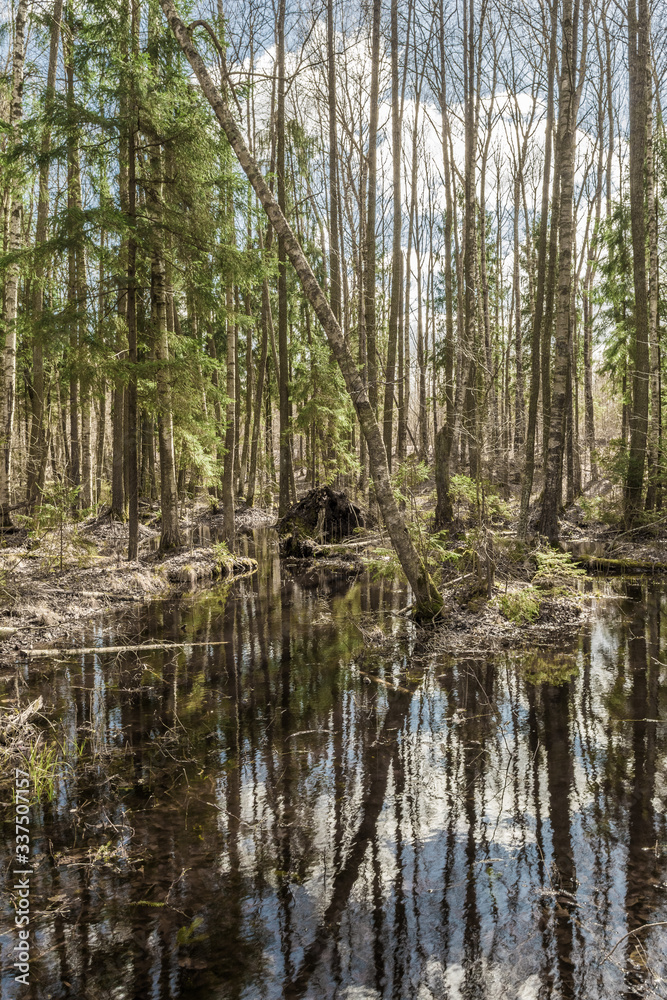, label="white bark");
[0,0,28,528]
